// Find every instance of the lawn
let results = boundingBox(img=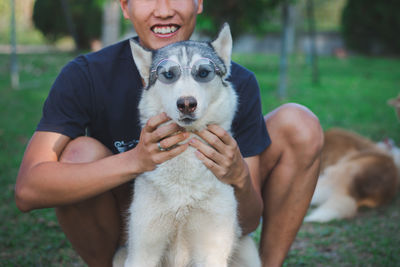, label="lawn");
[1,51,399,266]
